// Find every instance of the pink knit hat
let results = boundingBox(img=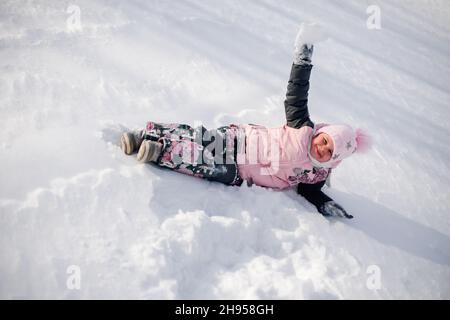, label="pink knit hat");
[313,124,372,168]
